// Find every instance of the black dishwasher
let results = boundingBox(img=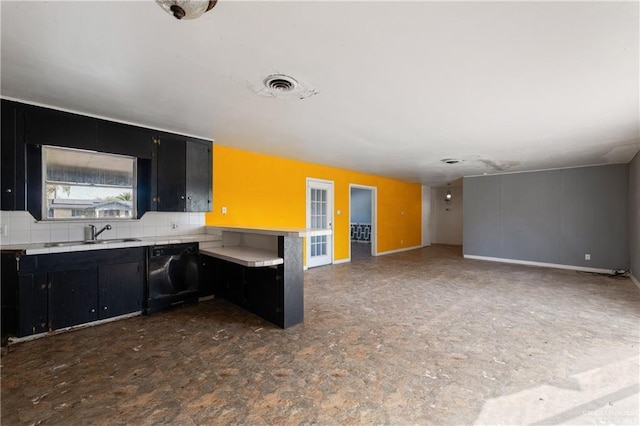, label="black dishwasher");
[146,243,200,315]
